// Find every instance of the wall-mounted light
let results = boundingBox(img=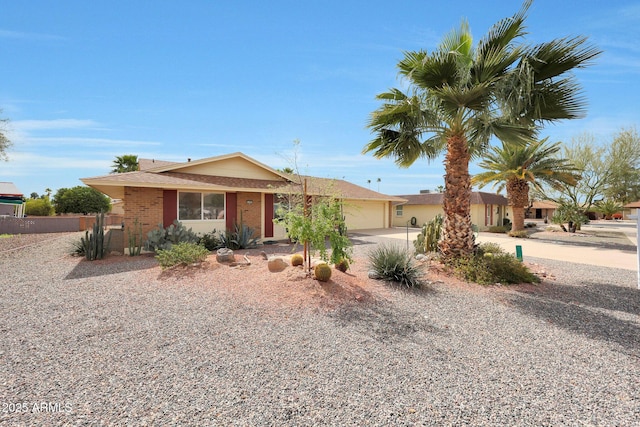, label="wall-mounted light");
[246,200,253,205]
